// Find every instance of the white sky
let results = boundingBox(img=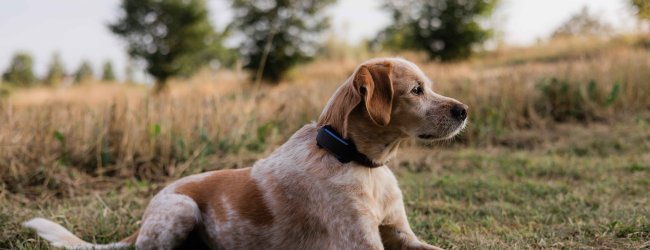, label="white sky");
[0,0,637,80]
